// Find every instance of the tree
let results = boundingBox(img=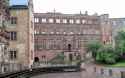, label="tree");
[50,52,65,64]
[87,41,102,58]
[115,31,125,56]
[96,45,118,64]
